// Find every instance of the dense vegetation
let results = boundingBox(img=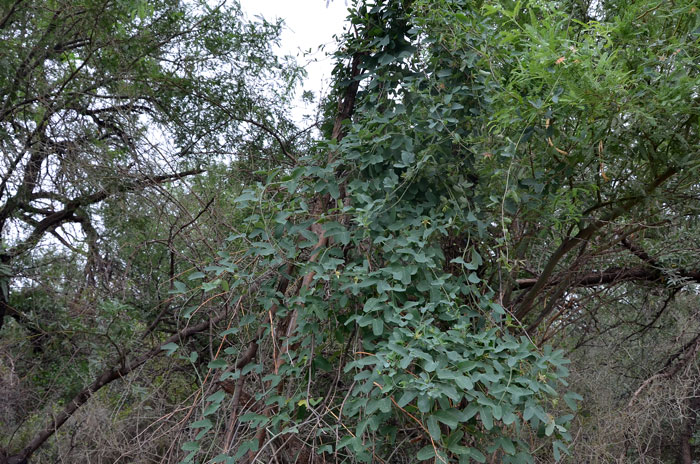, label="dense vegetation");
[1,0,699,463]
